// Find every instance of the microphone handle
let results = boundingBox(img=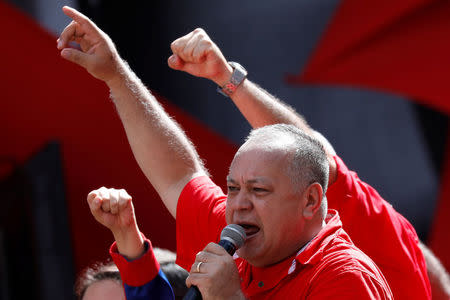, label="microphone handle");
[218,239,237,255]
[183,285,202,300]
